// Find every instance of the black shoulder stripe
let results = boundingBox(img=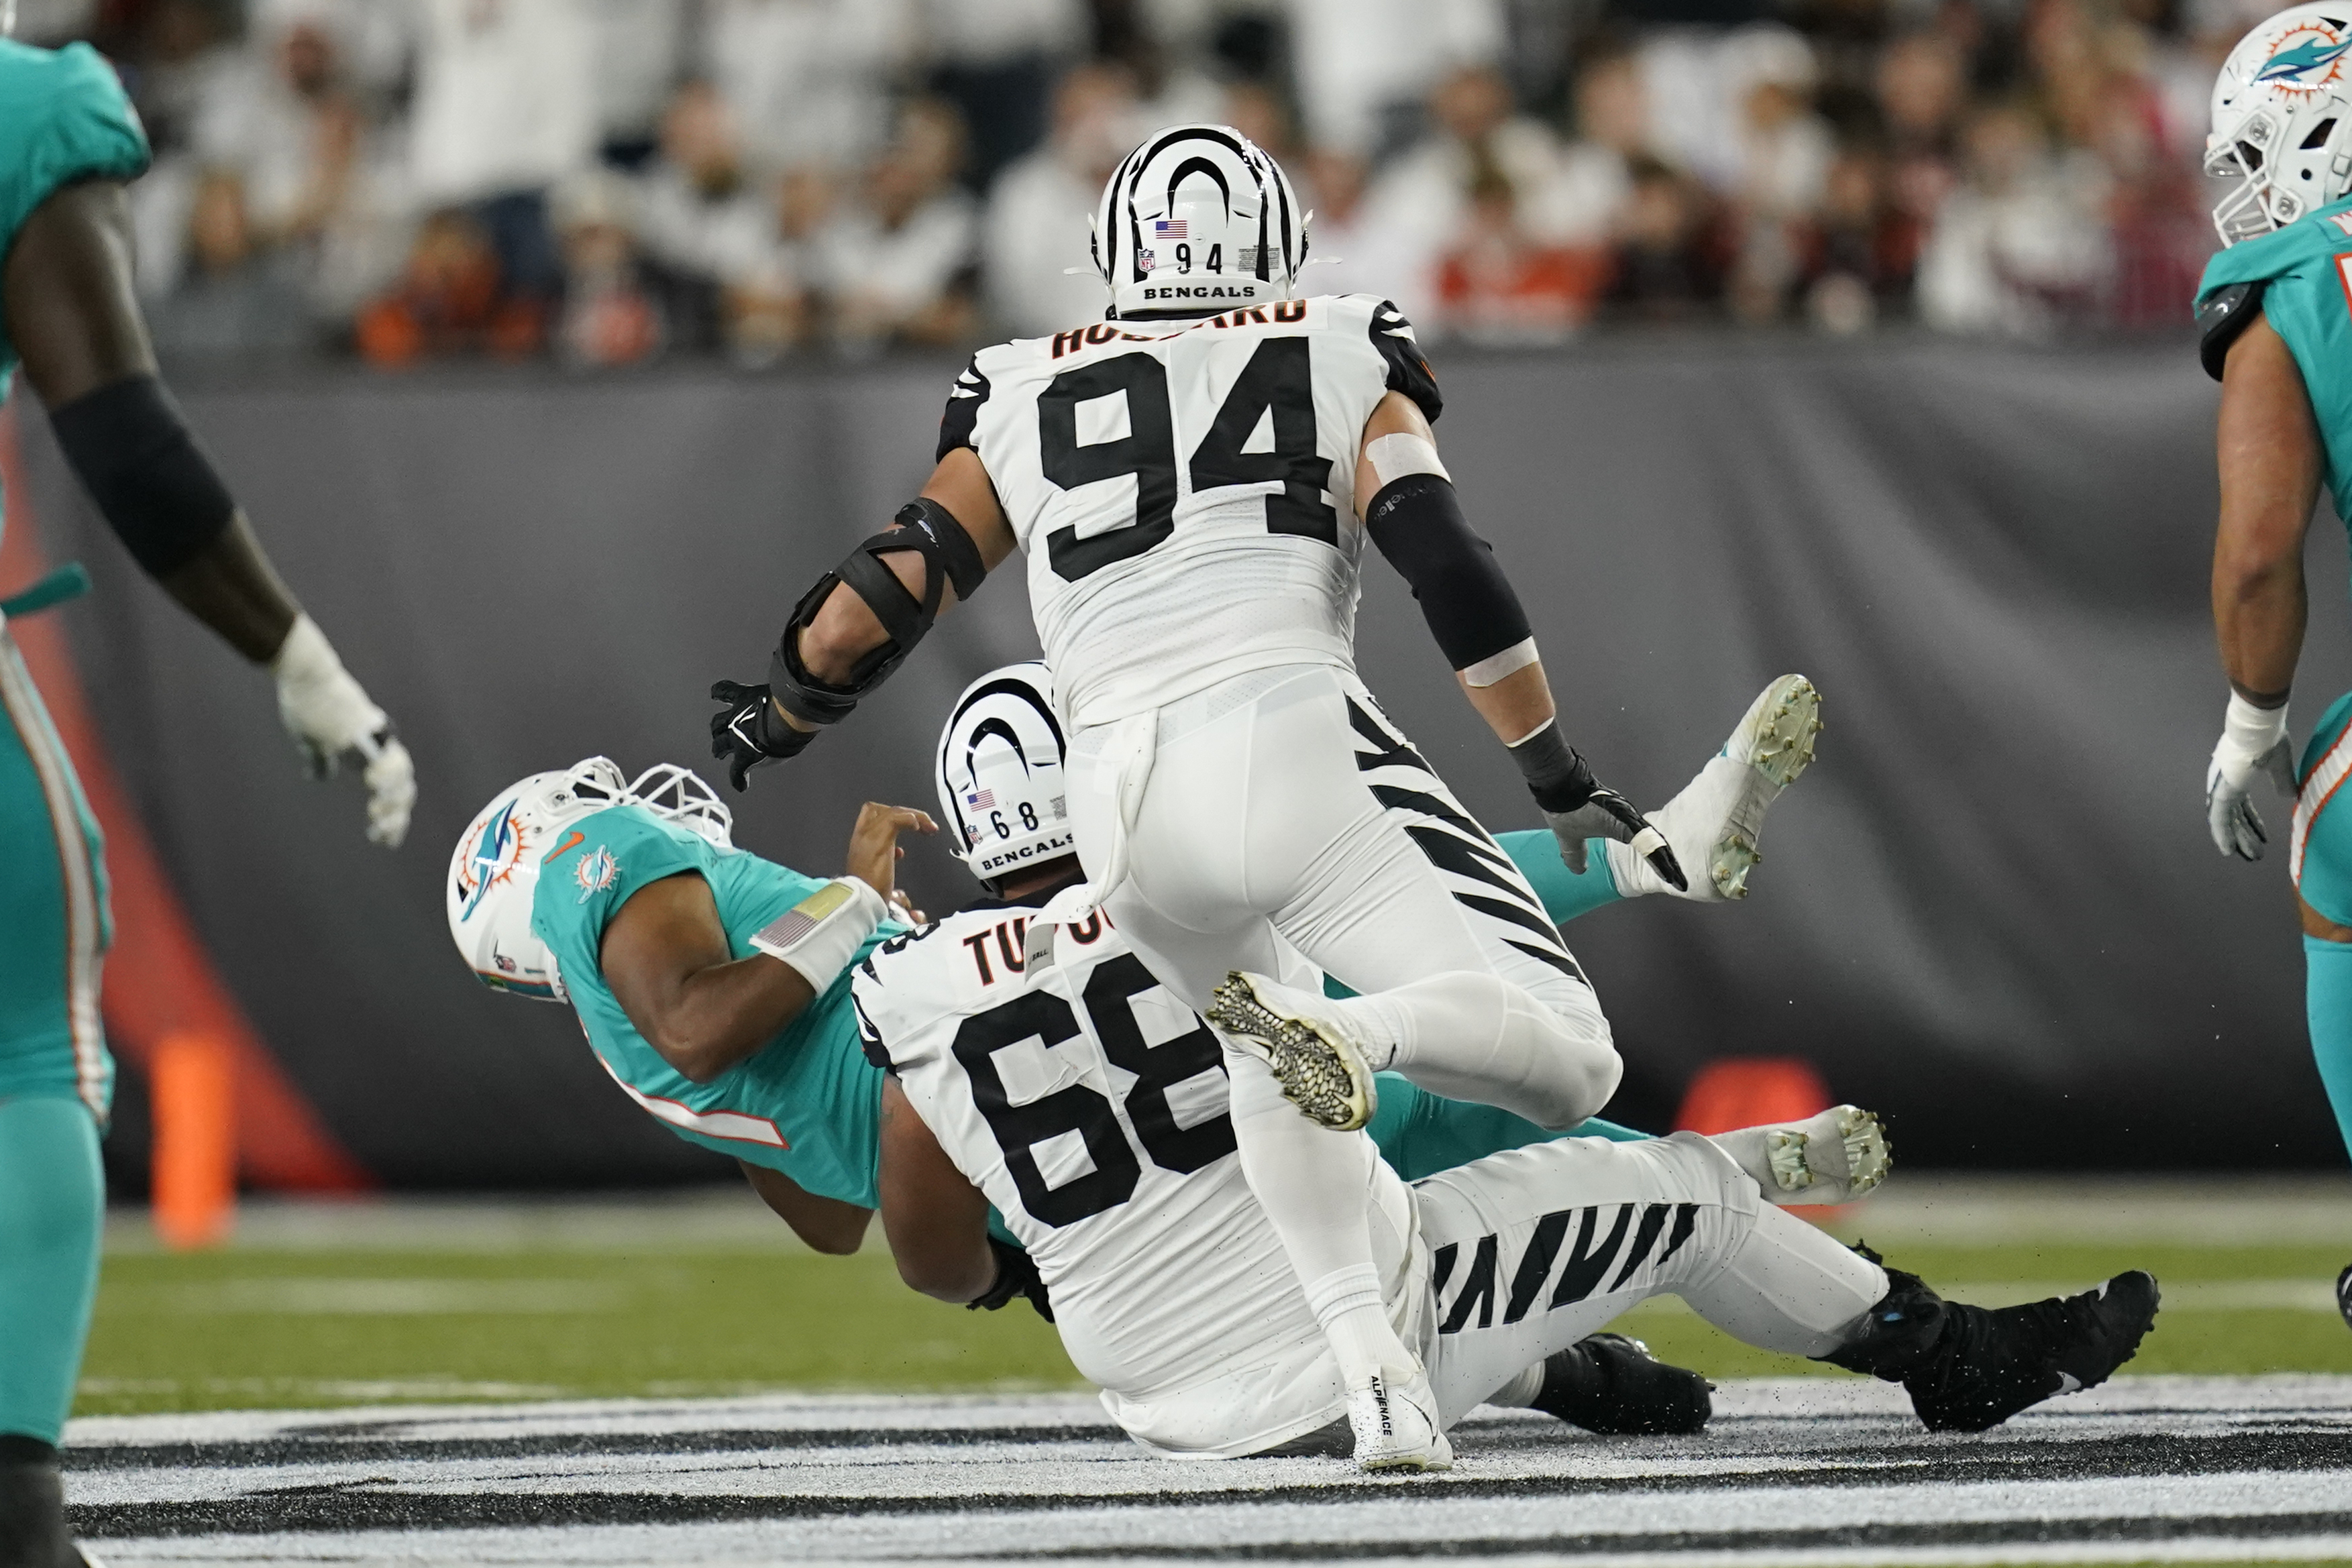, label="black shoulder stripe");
[937,353,992,461]
[2198,280,2267,383]
[1369,298,1442,423]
